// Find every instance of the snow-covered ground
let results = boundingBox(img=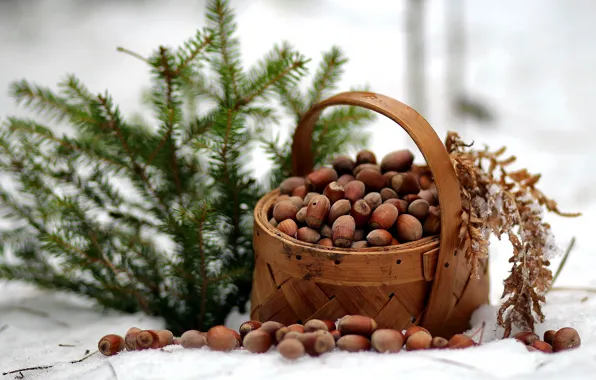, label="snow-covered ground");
[2,0,596,379]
